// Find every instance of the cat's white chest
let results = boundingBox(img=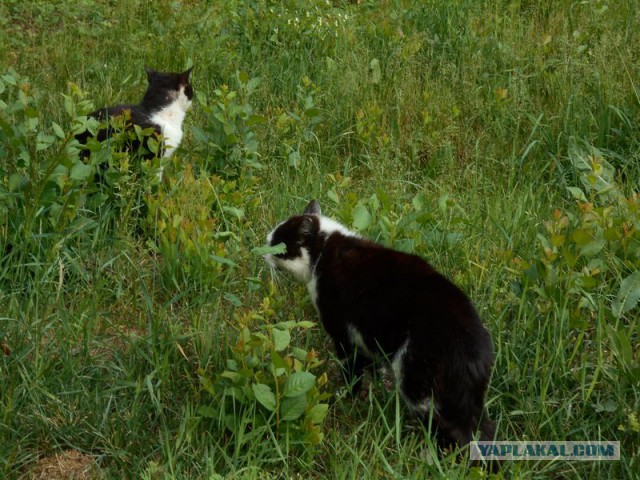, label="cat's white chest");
[150,95,190,157]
